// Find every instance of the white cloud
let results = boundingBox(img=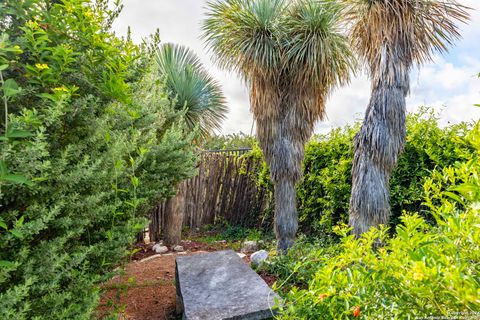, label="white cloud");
[408,56,480,126]
[112,0,480,134]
